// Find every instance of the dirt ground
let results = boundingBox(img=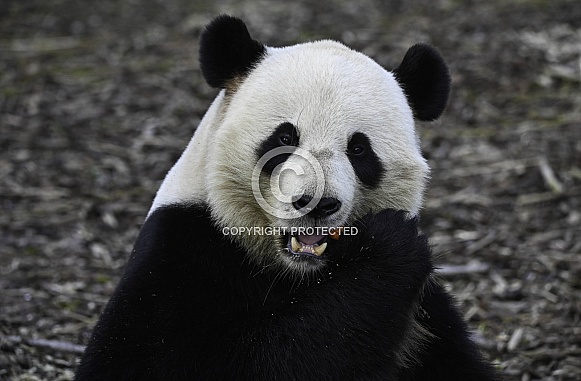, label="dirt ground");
[1,0,580,380]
